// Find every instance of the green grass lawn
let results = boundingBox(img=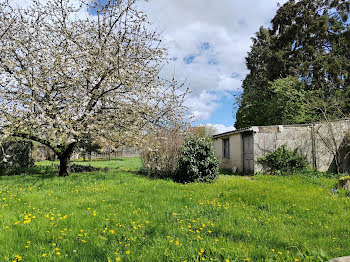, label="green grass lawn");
[0,158,349,261]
